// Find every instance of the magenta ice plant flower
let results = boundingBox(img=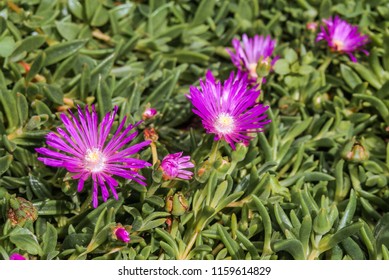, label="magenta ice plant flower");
[227,34,277,81]
[188,71,271,150]
[142,107,157,120]
[9,253,26,260]
[316,15,369,62]
[160,152,194,180]
[36,105,151,208]
[114,225,130,243]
